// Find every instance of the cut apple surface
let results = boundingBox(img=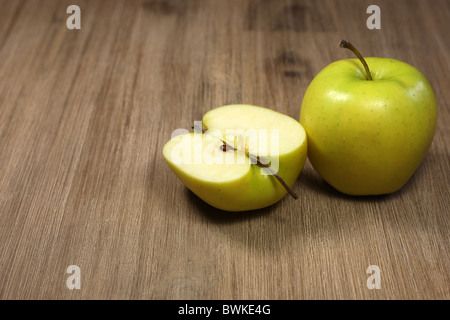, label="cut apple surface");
[163,104,307,212]
[163,132,251,182]
[203,105,305,157]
